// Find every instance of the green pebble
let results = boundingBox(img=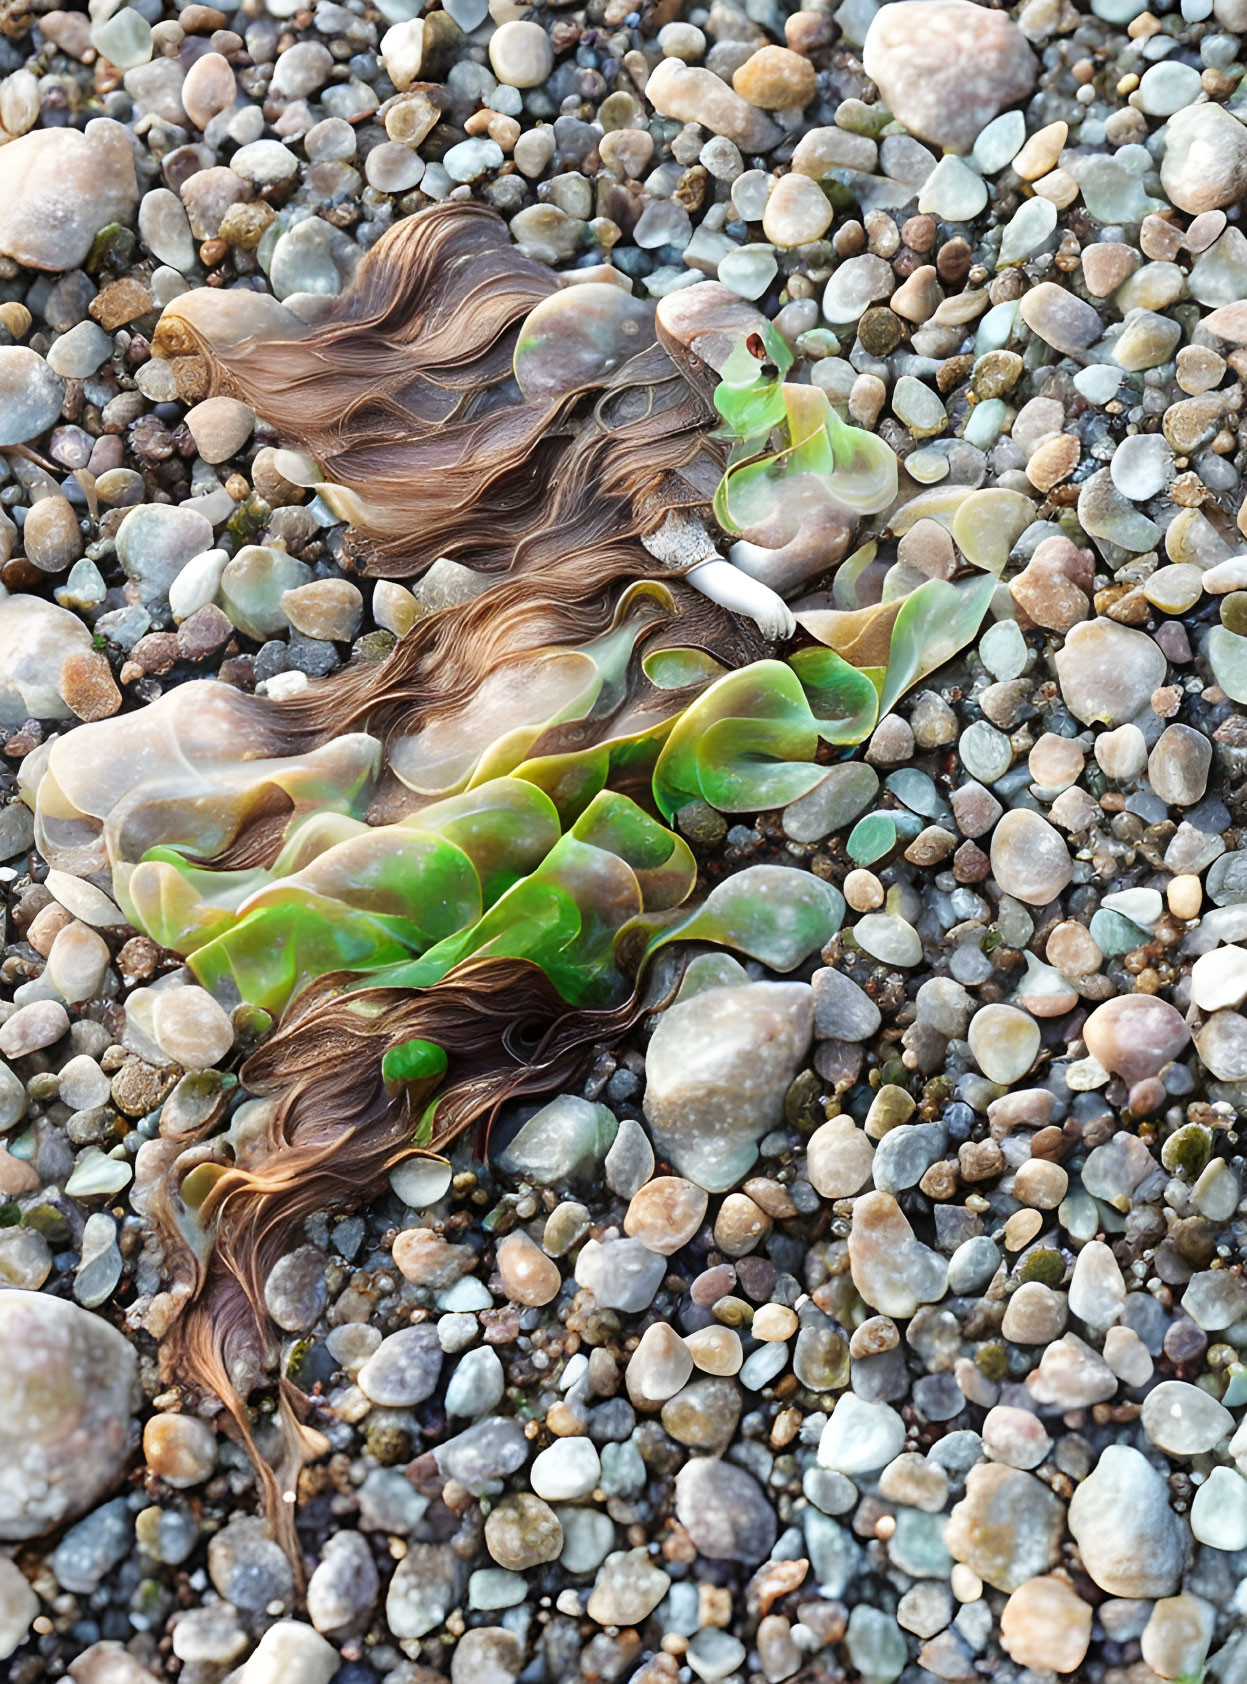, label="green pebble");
[1161,1121,1212,1180]
[382,1037,449,1084]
